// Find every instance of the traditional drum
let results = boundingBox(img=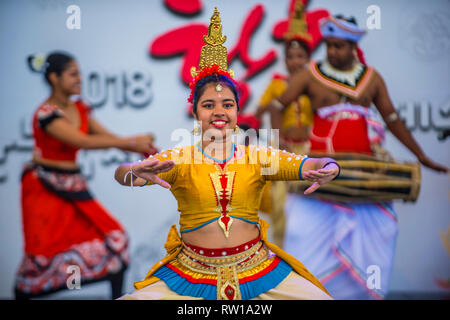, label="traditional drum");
[288,152,421,202]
